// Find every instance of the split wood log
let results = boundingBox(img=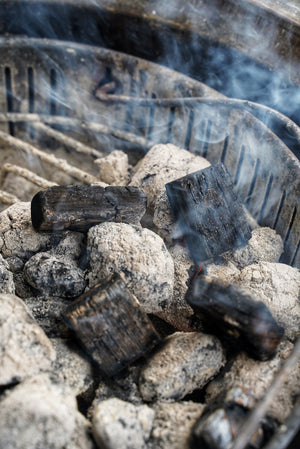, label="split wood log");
[31,185,147,232]
[62,274,160,377]
[165,163,252,264]
[186,275,284,361]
